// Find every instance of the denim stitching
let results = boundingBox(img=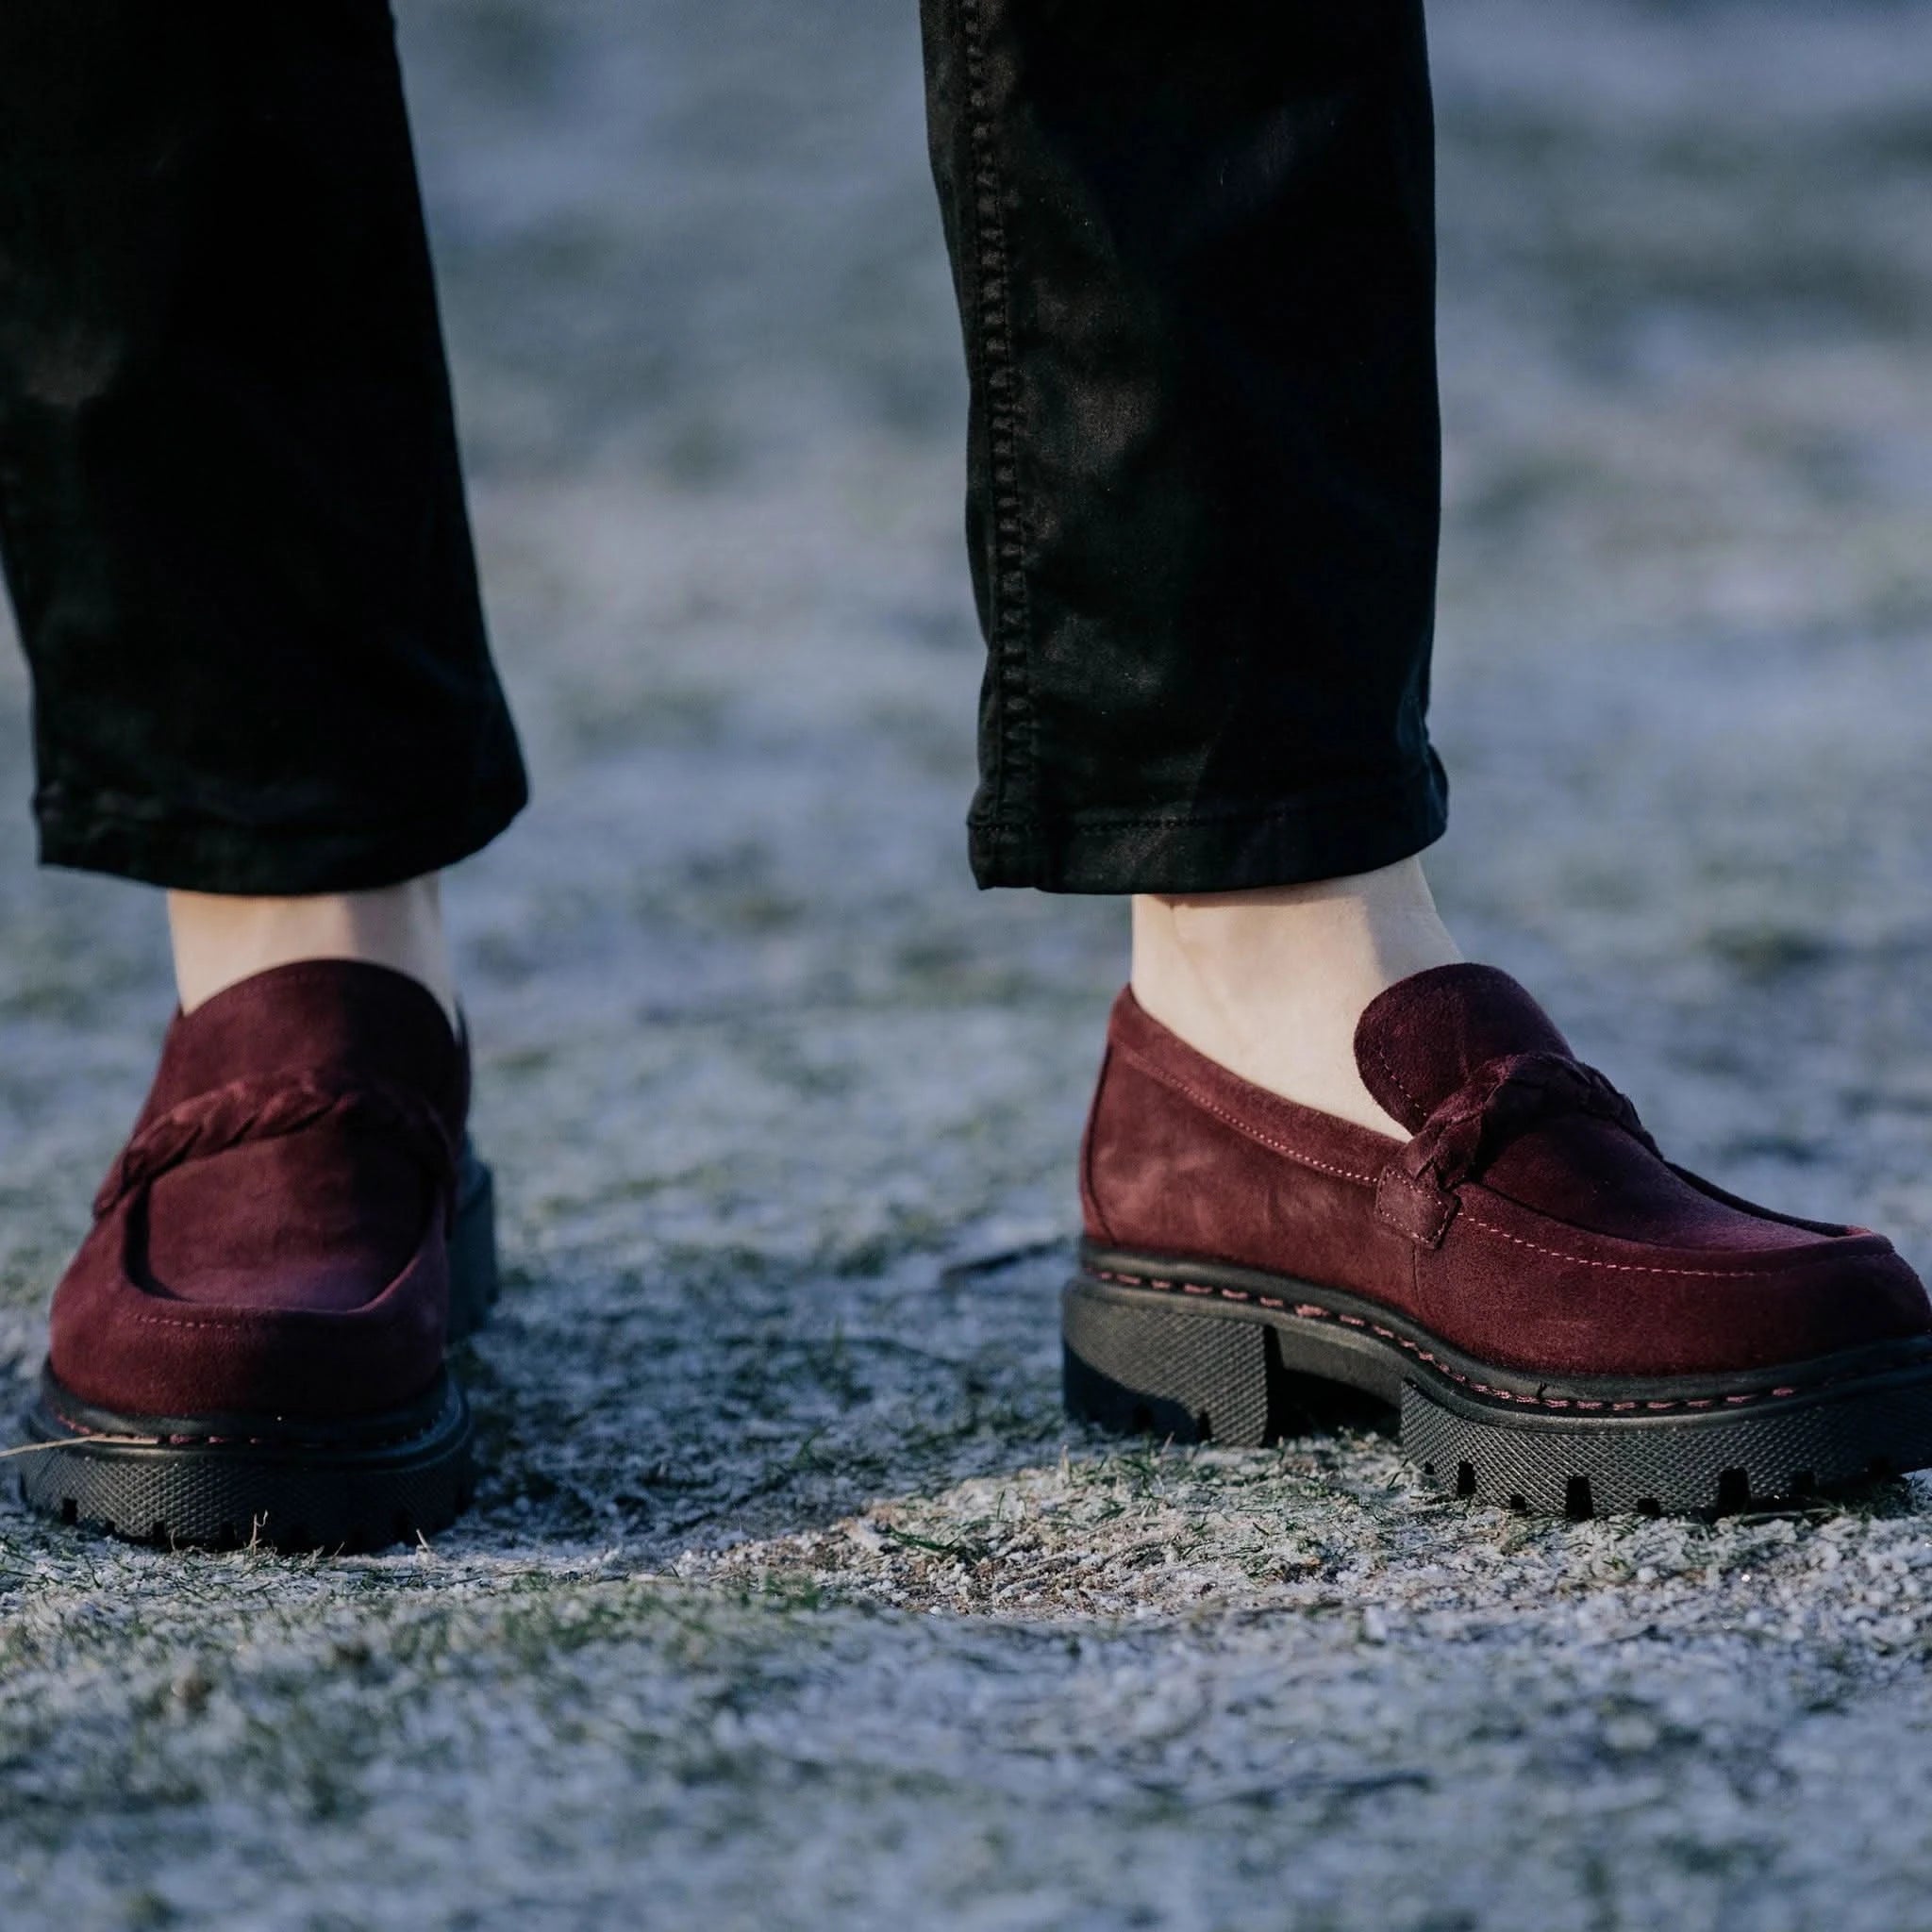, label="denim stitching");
[37,794,500,837]
[960,0,1036,861]
[968,758,1445,830]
